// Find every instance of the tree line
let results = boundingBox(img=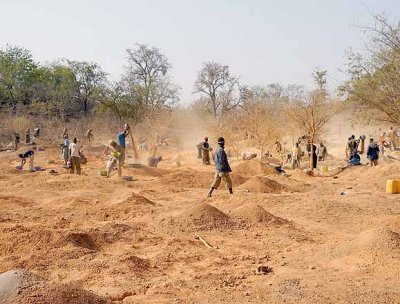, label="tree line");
[0,14,398,134]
